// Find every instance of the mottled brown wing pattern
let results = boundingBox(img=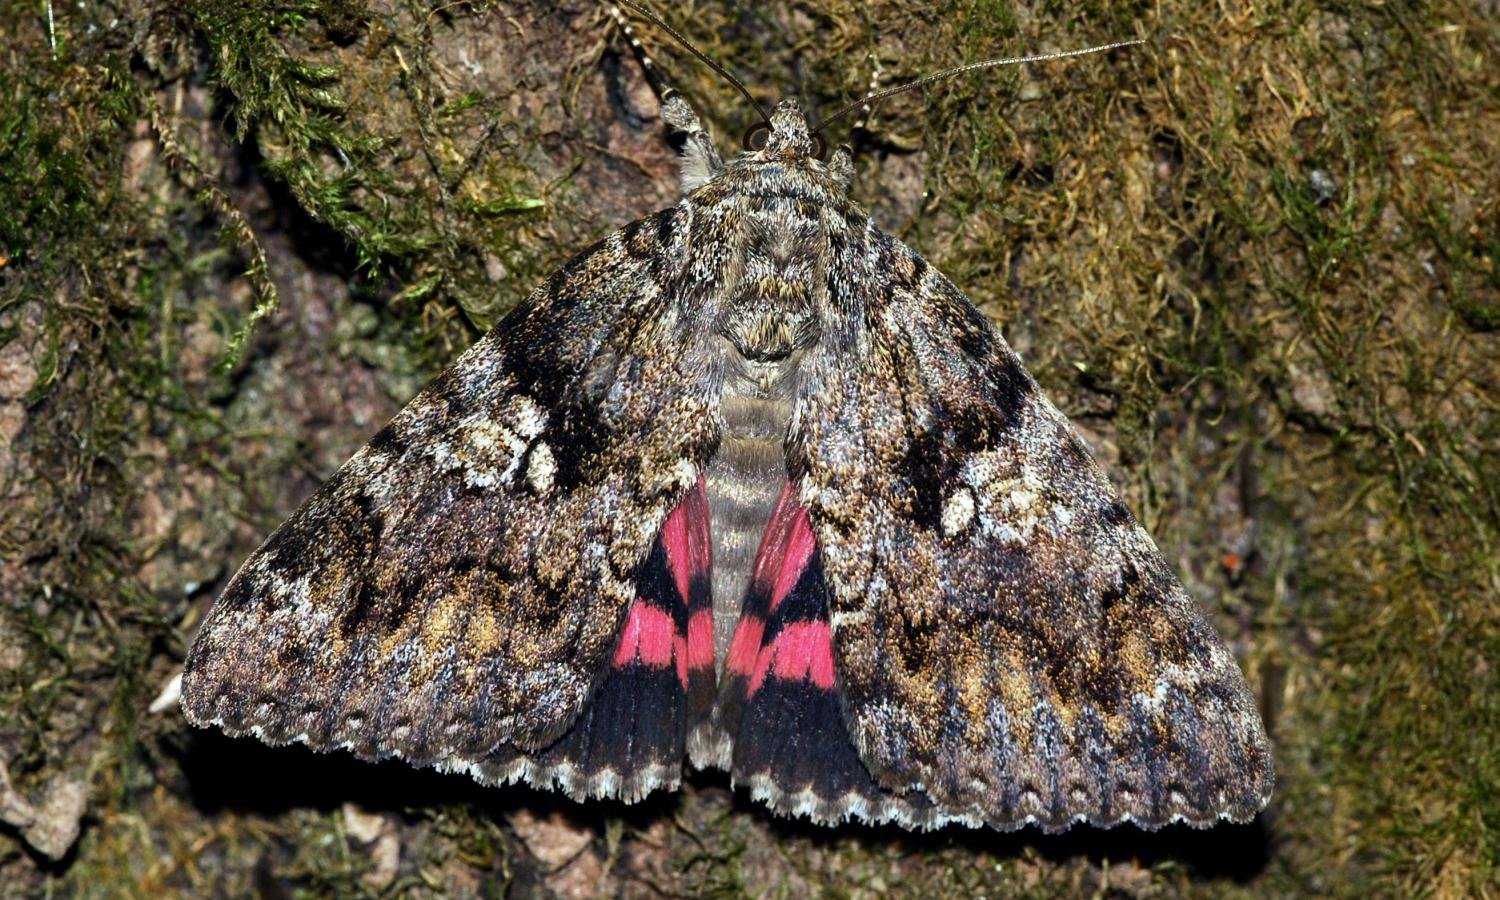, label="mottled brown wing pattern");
[791,223,1273,831]
[182,207,724,779]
